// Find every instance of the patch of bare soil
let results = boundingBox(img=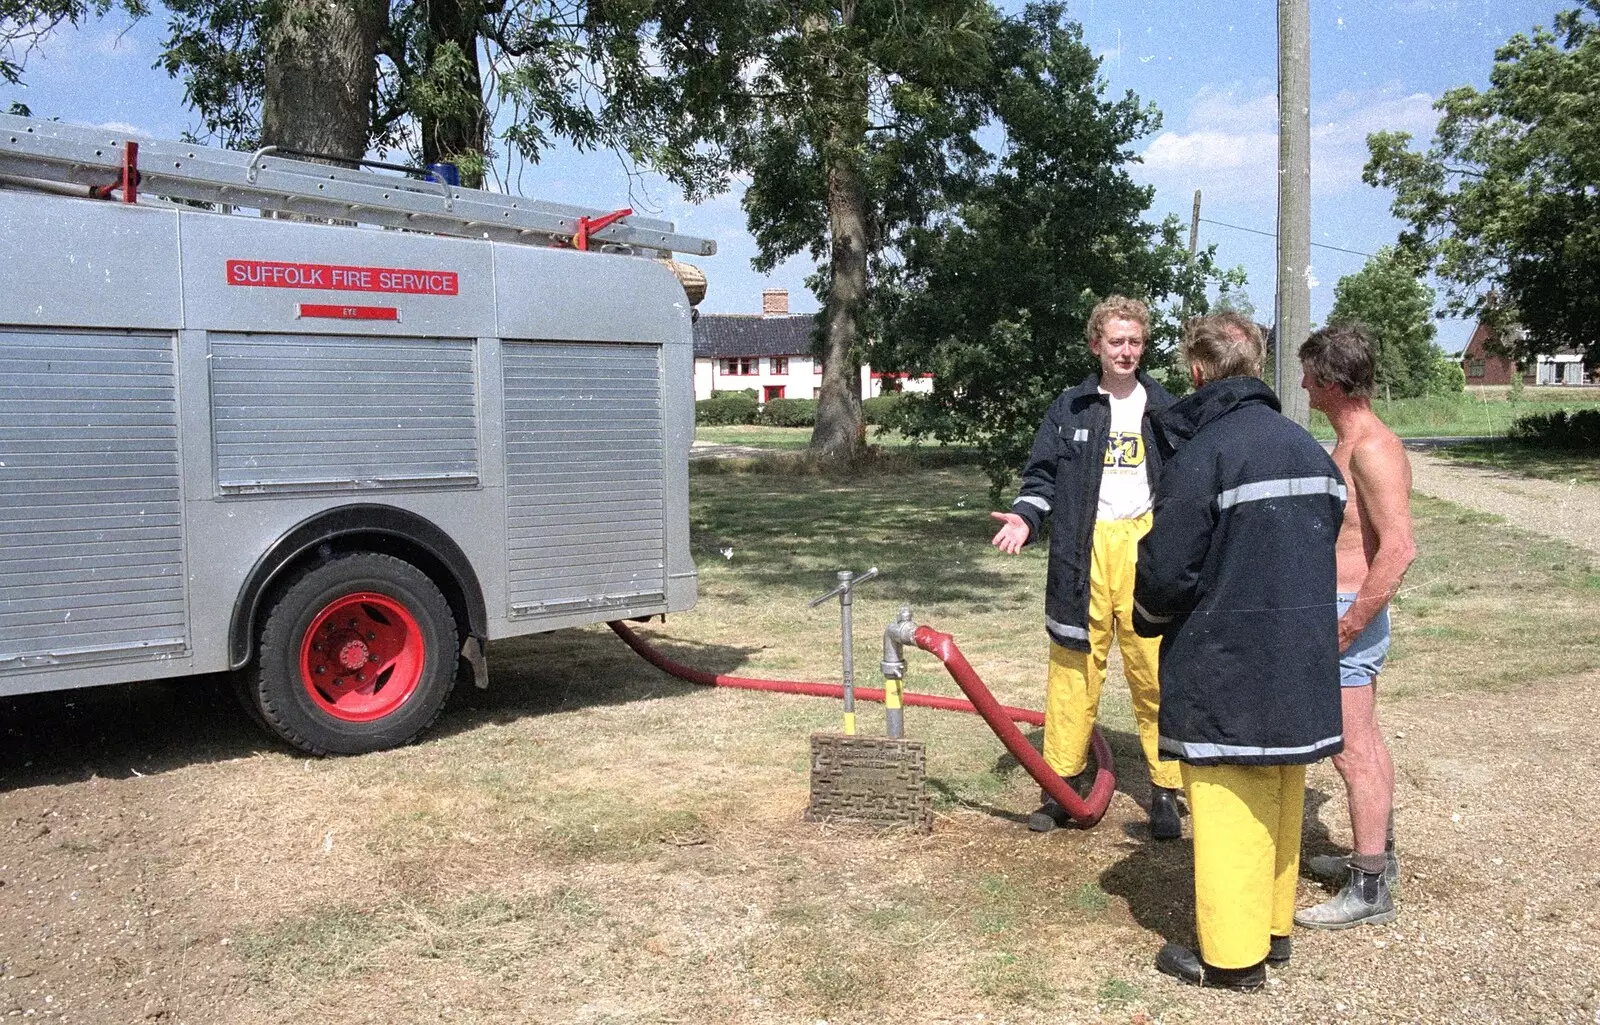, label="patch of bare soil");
[0,678,264,1023]
[1,665,1597,1024]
